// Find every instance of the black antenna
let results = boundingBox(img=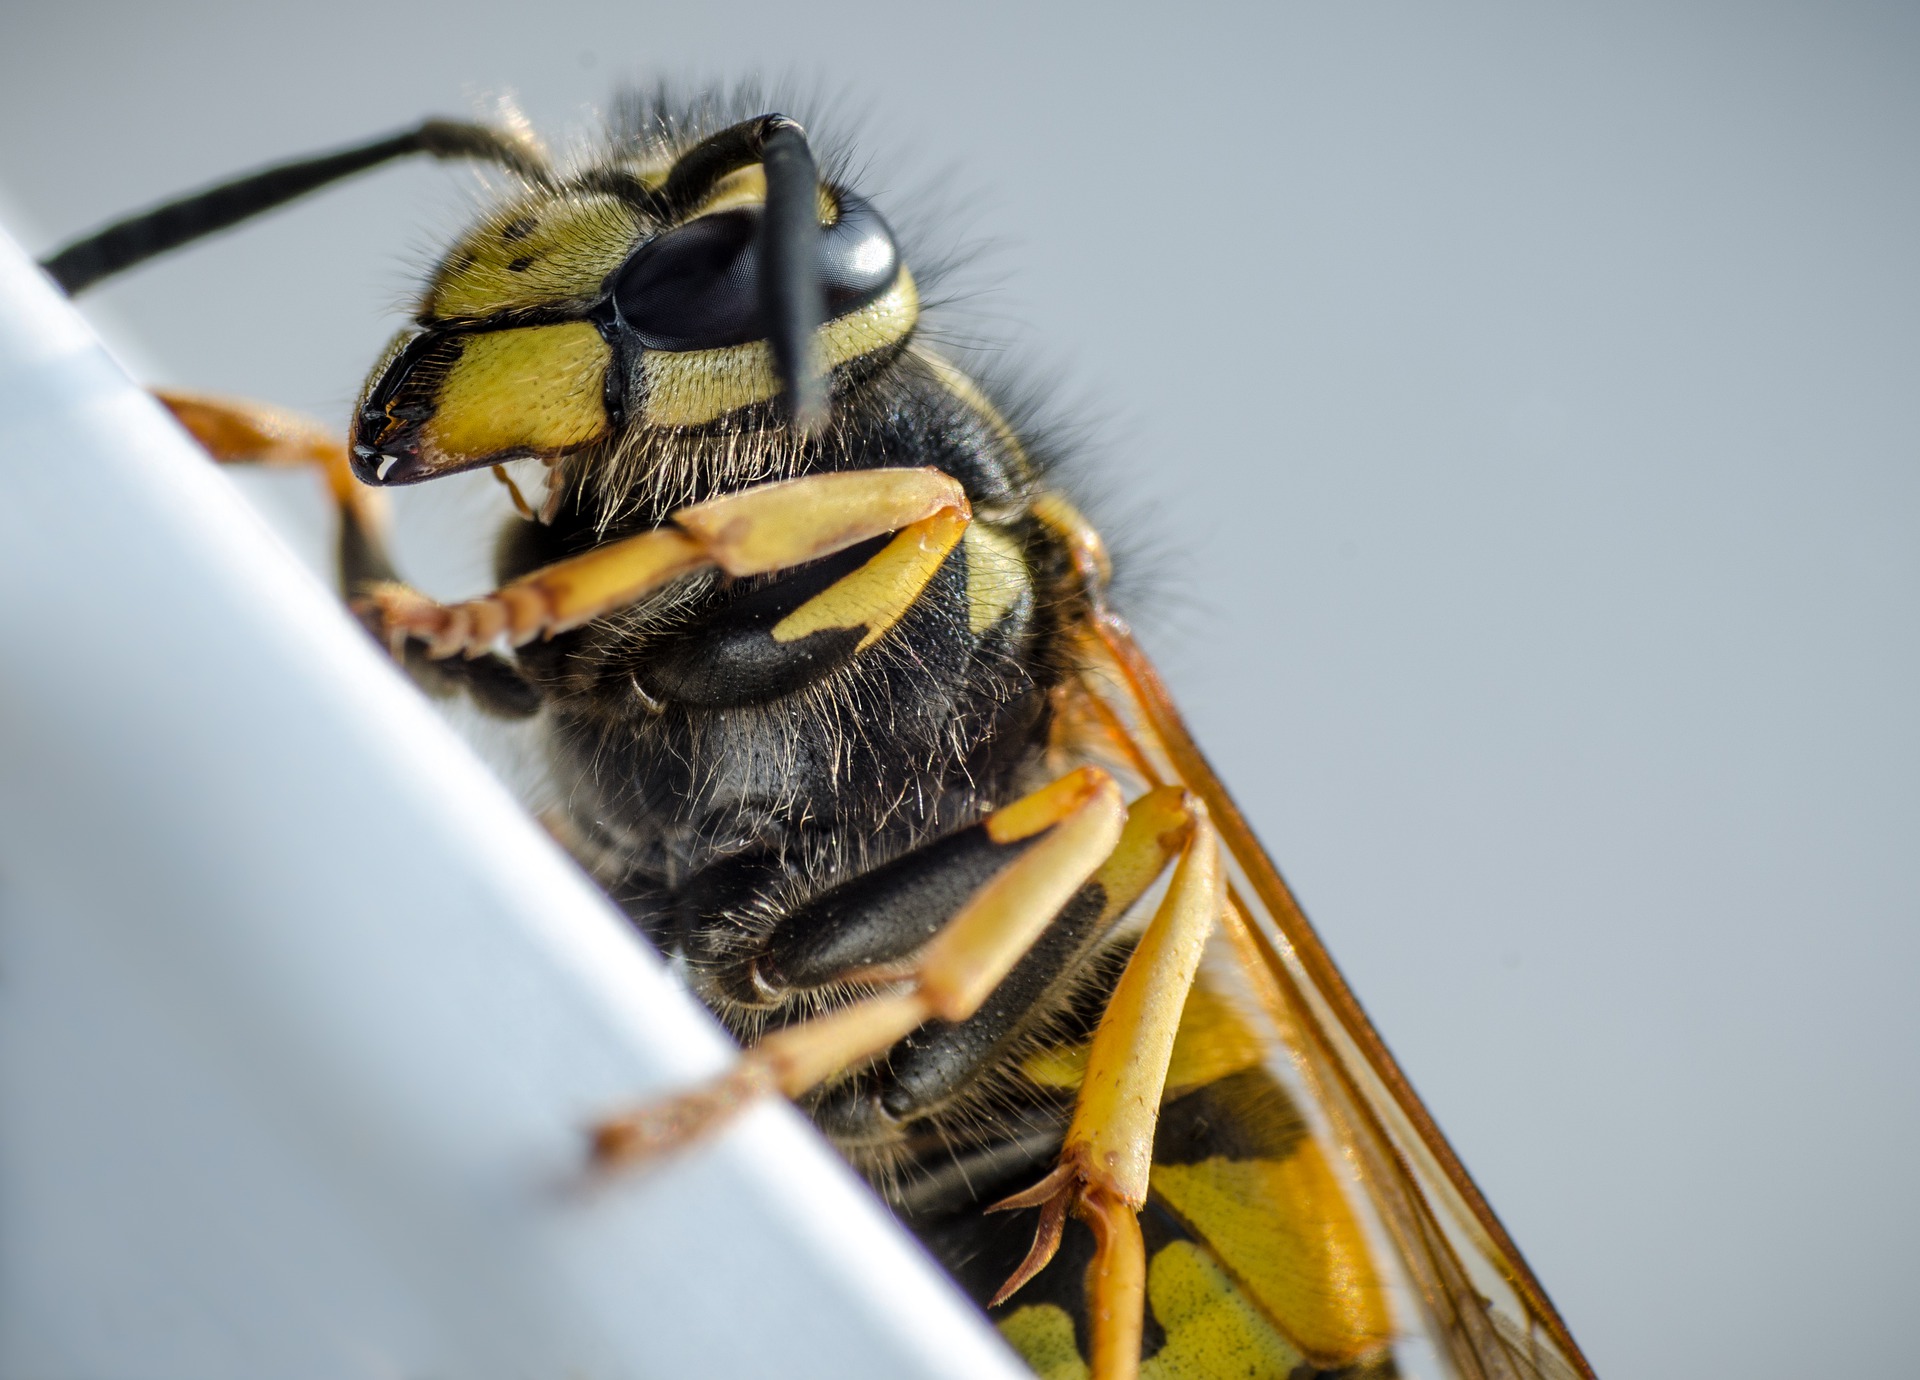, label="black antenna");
[756,119,828,435]
[41,119,549,295]
[647,114,828,434]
